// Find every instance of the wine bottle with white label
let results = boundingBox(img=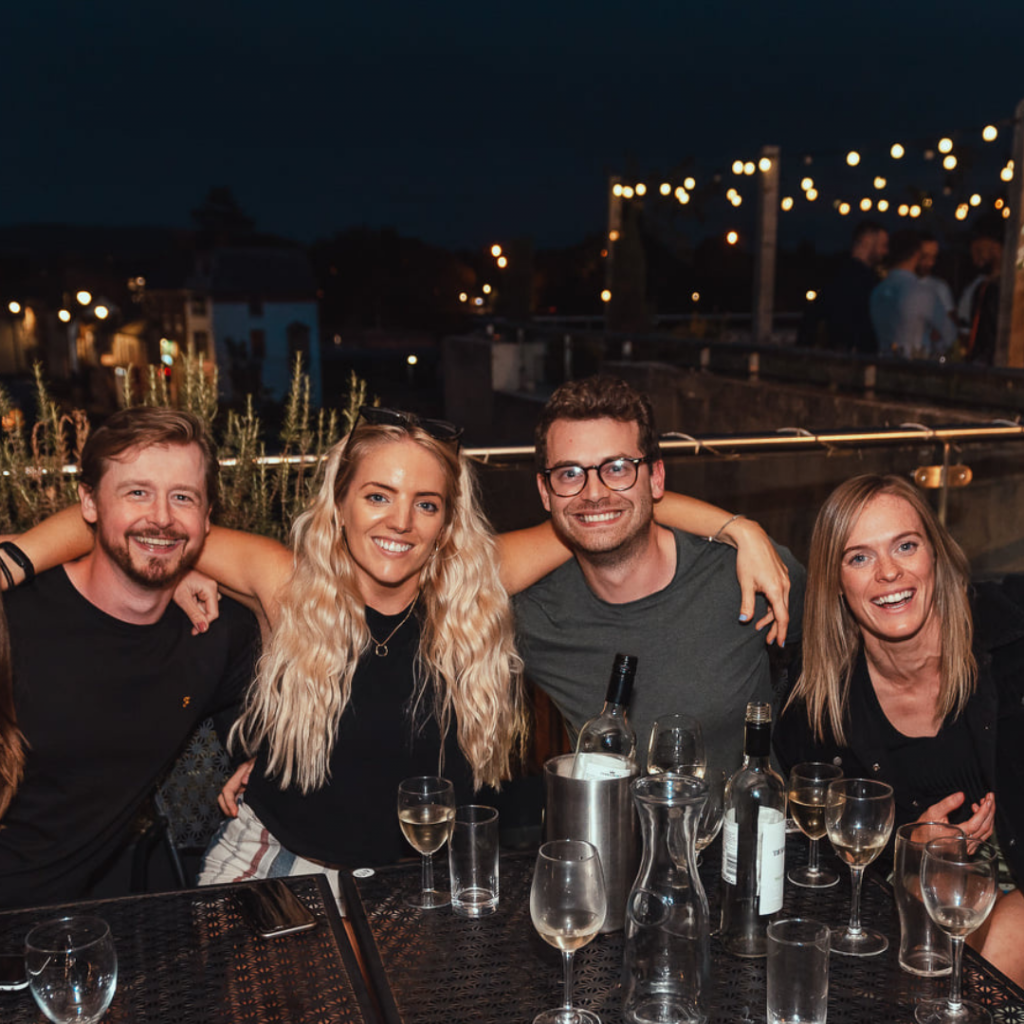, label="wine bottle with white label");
[719,701,786,957]
[570,653,638,781]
